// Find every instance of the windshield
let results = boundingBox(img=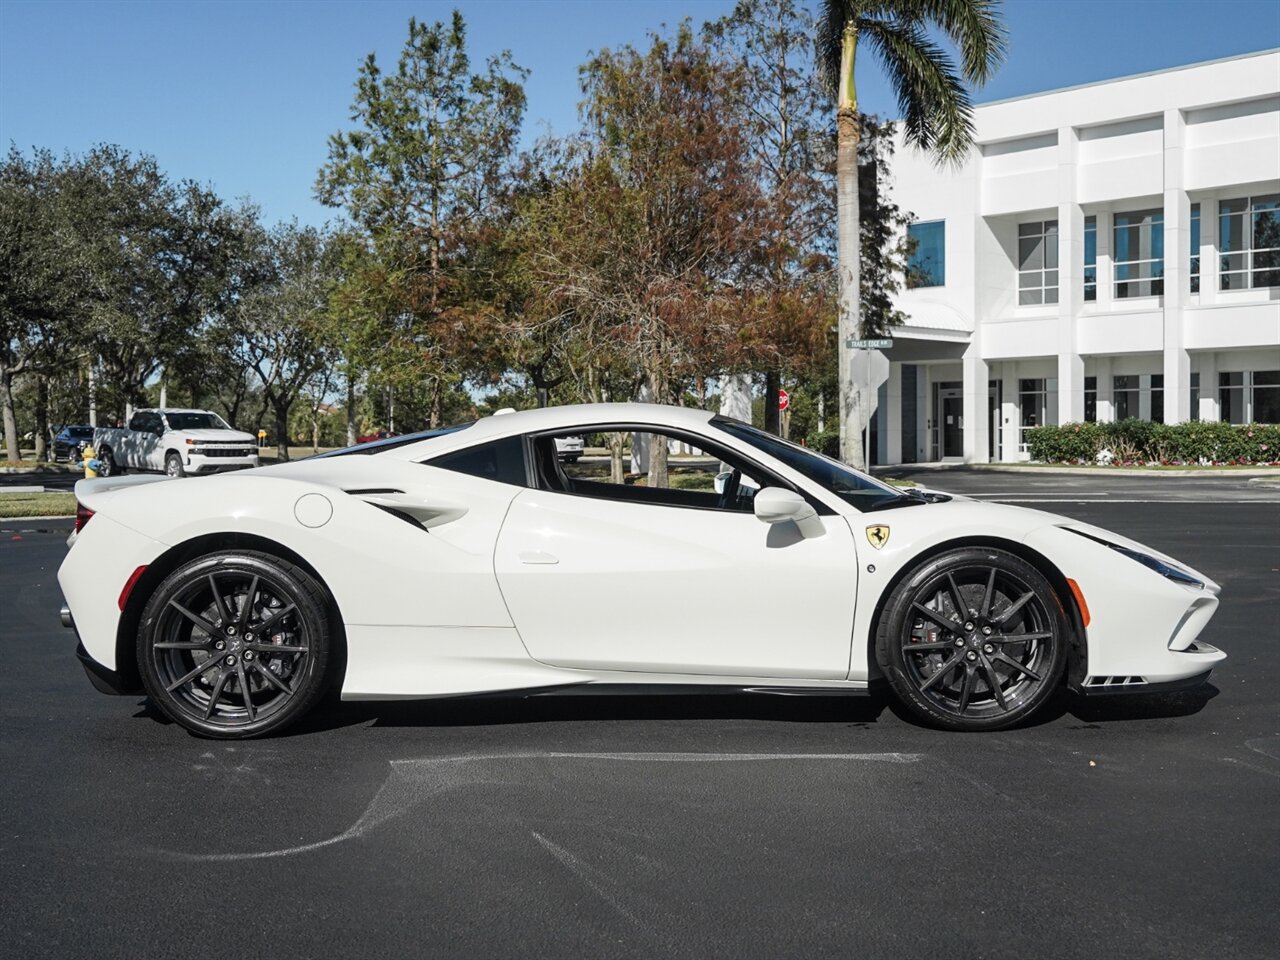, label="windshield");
[165,412,232,431]
[316,422,475,458]
[714,418,910,512]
